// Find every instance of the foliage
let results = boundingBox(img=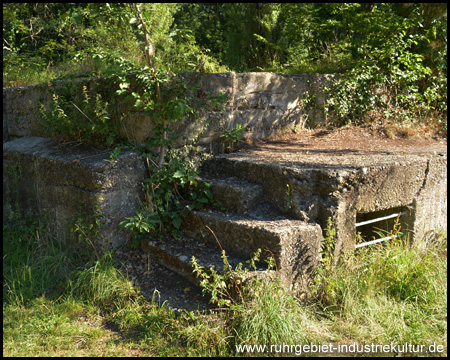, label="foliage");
[69,207,106,260]
[120,148,214,243]
[4,3,446,130]
[309,234,447,347]
[192,247,265,308]
[3,3,227,87]
[4,209,447,356]
[192,245,324,350]
[219,123,244,153]
[318,4,447,129]
[39,83,124,146]
[324,49,443,128]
